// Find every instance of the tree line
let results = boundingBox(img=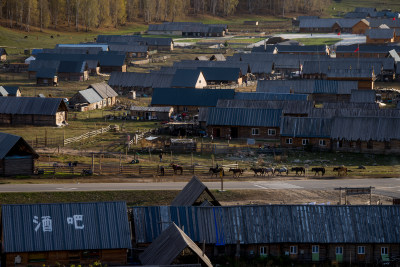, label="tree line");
[0,0,330,31]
